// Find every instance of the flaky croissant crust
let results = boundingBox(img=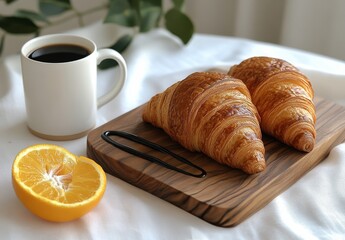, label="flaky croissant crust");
[143,72,266,174]
[229,56,316,152]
